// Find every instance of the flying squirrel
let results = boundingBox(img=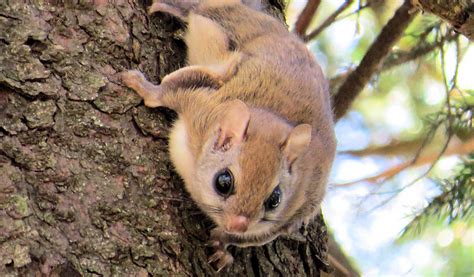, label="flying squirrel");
[122,0,336,271]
